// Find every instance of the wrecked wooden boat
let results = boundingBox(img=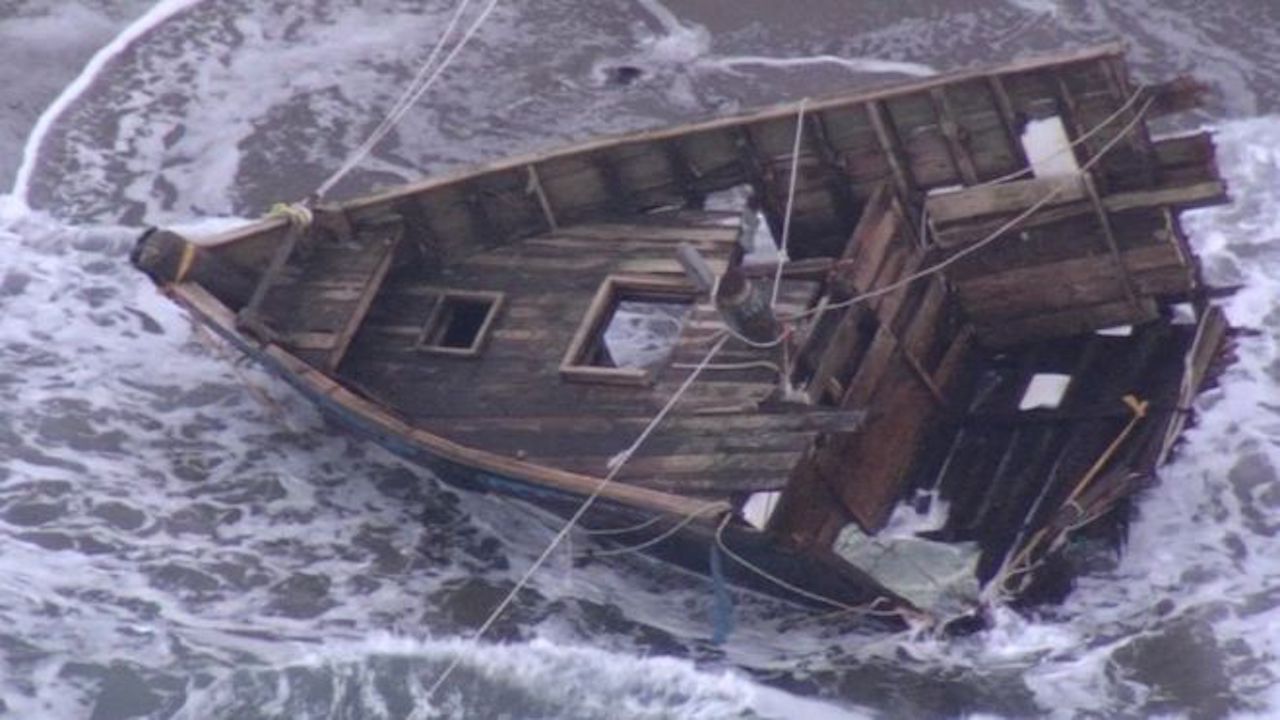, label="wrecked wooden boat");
[133,43,1234,631]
